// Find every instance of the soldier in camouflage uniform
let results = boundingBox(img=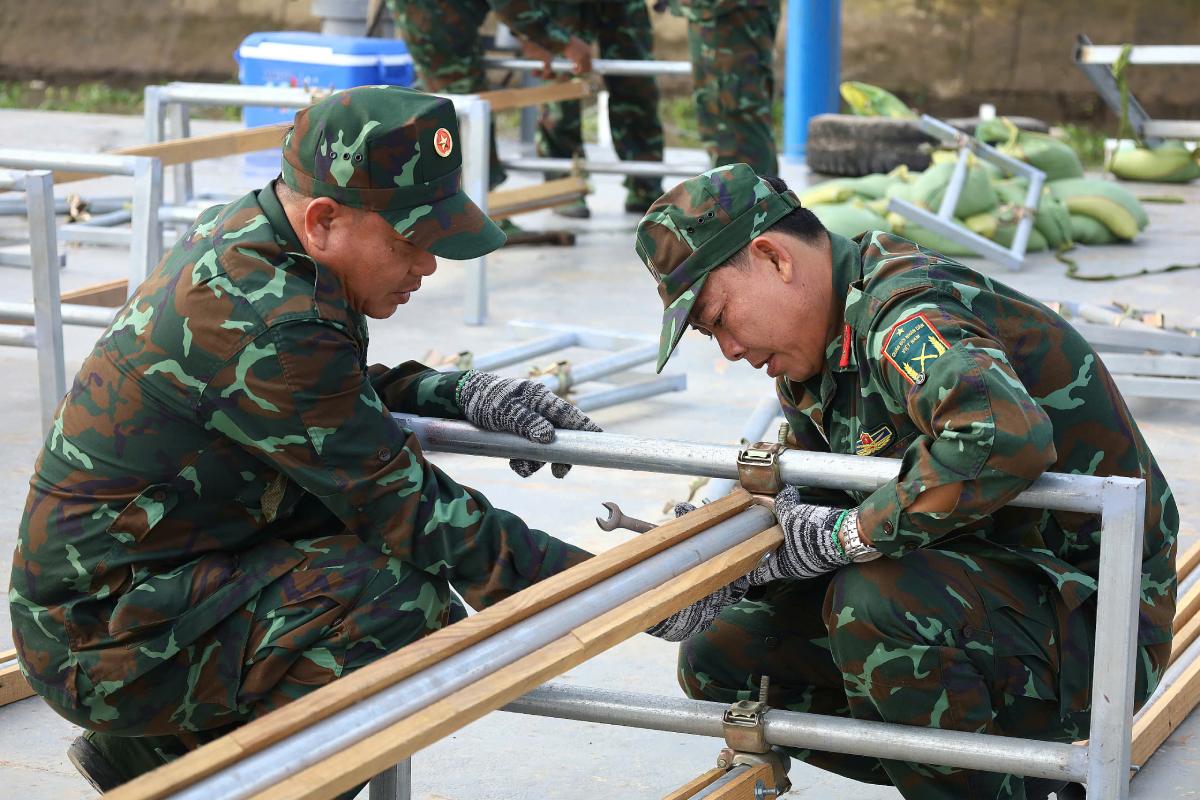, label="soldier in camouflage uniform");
[389,0,592,193]
[639,164,1177,799]
[670,0,780,176]
[536,0,665,217]
[9,86,601,792]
